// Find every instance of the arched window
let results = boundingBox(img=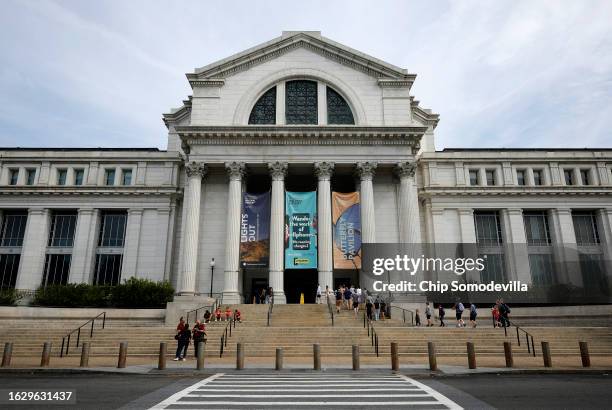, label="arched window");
[327,87,354,125]
[285,80,318,124]
[248,87,276,124]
